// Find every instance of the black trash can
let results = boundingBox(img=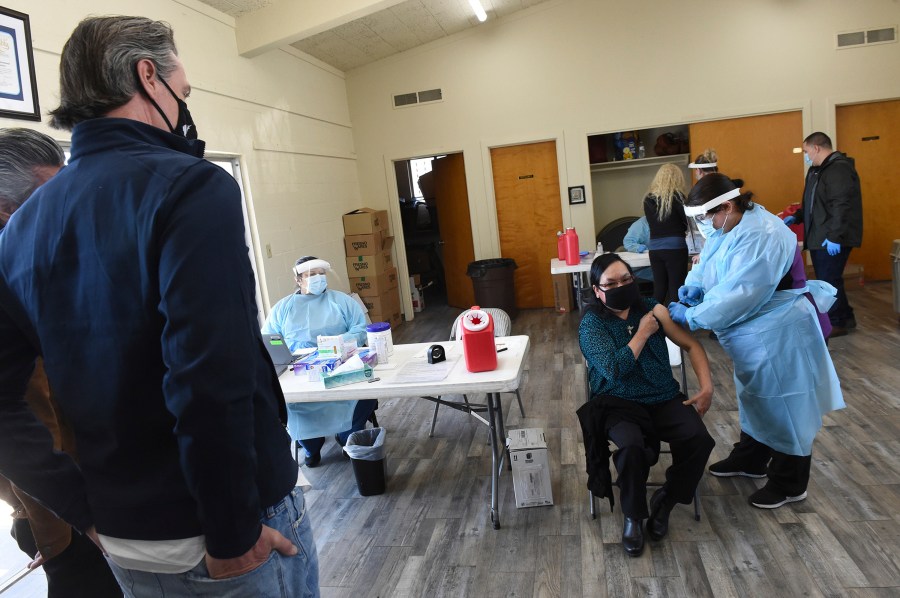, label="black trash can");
[466,258,518,317]
[344,428,386,496]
